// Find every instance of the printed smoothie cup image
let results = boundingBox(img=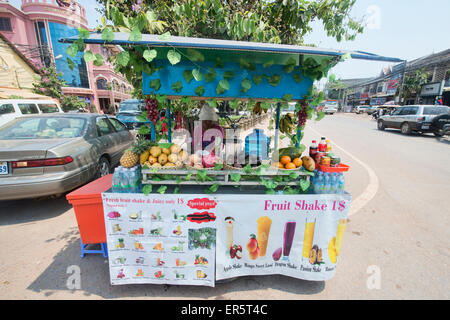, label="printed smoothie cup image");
[224,217,235,251]
[257,216,272,257]
[302,219,316,258]
[335,219,347,256]
[282,221,296,261]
